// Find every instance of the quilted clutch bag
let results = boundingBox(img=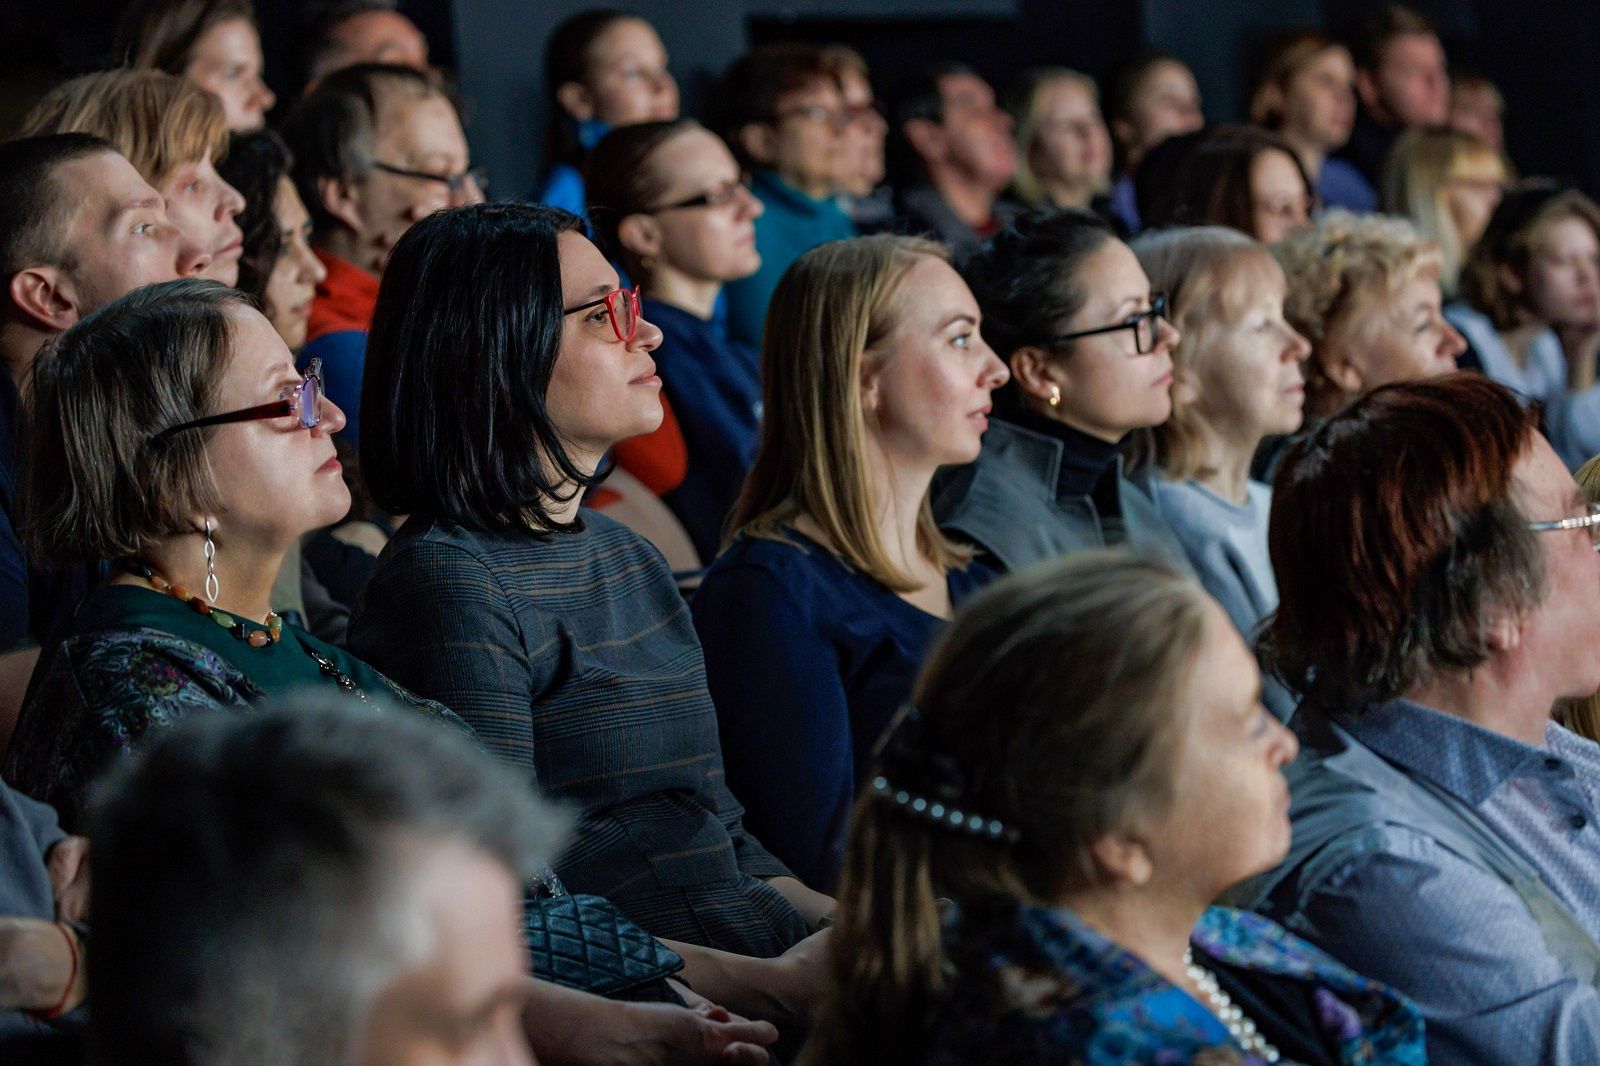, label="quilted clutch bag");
[524,892,685,998]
